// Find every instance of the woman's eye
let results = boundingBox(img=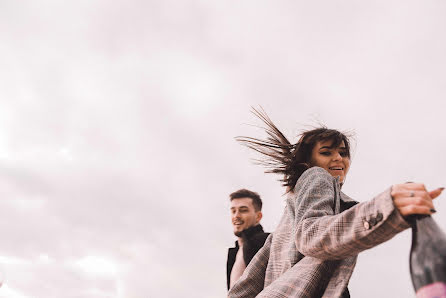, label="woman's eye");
[340,151,348,157]
[320,151,331,156]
